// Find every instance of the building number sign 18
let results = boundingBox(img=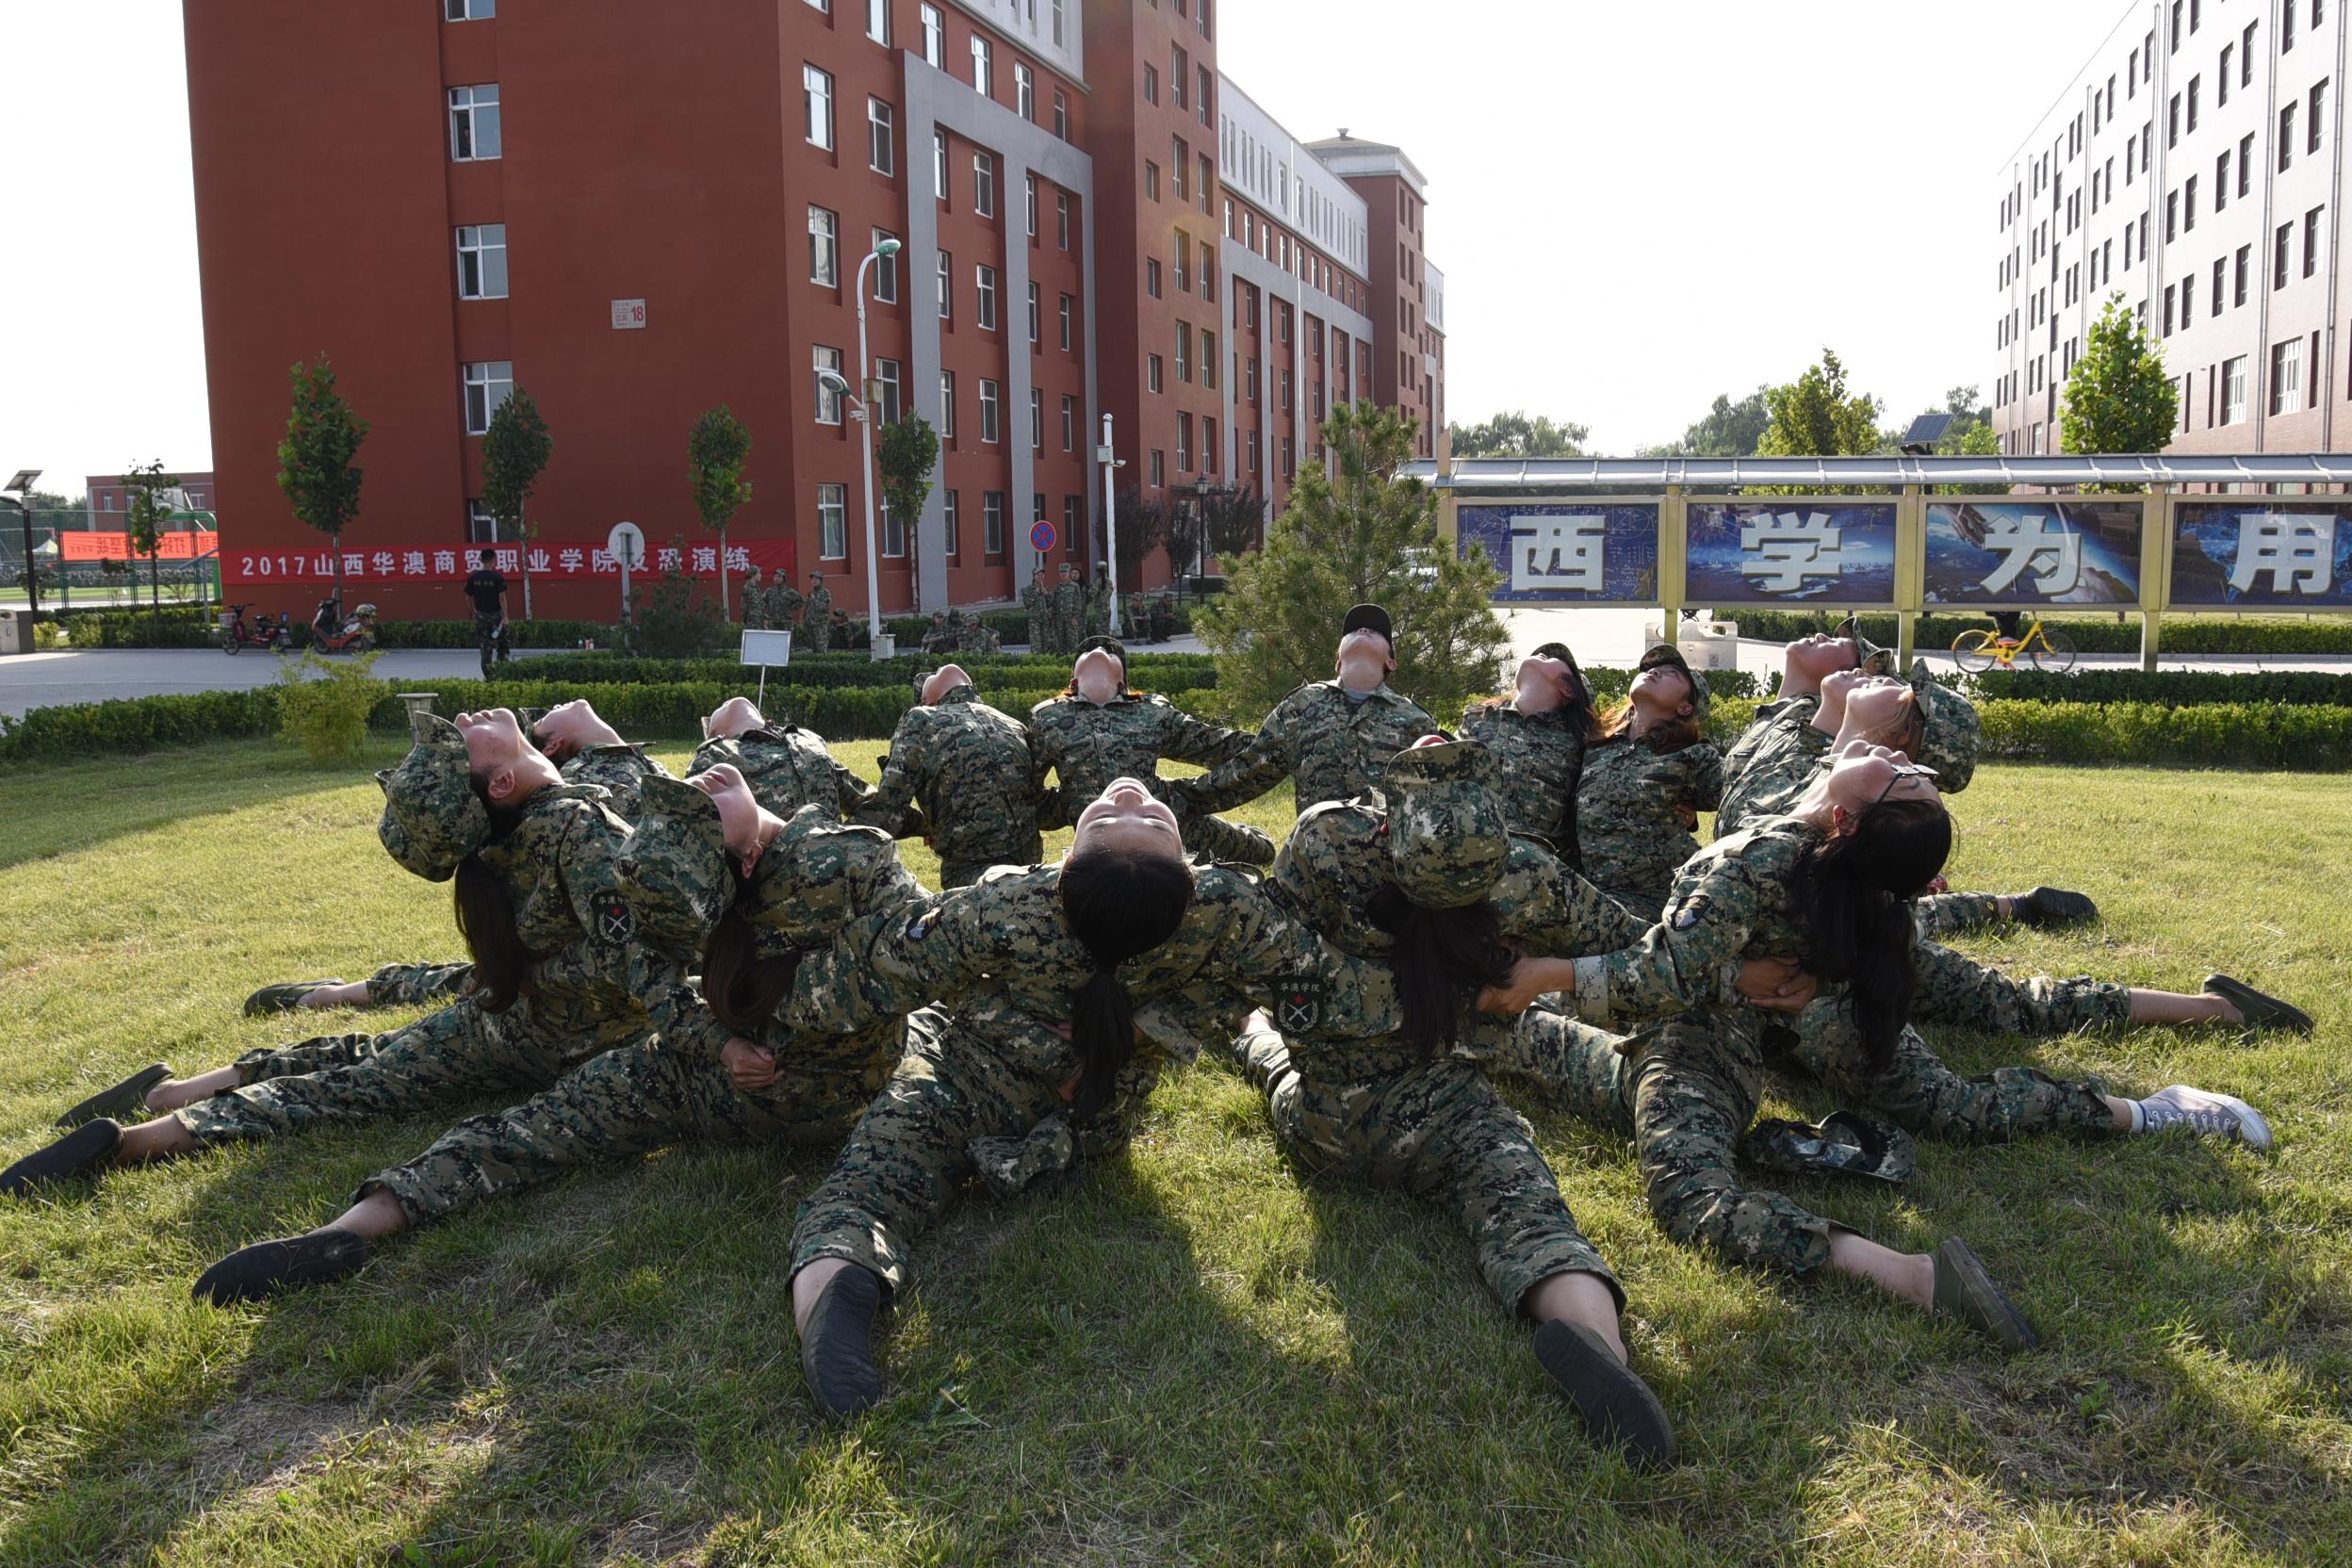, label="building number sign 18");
[611,299,647,330]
